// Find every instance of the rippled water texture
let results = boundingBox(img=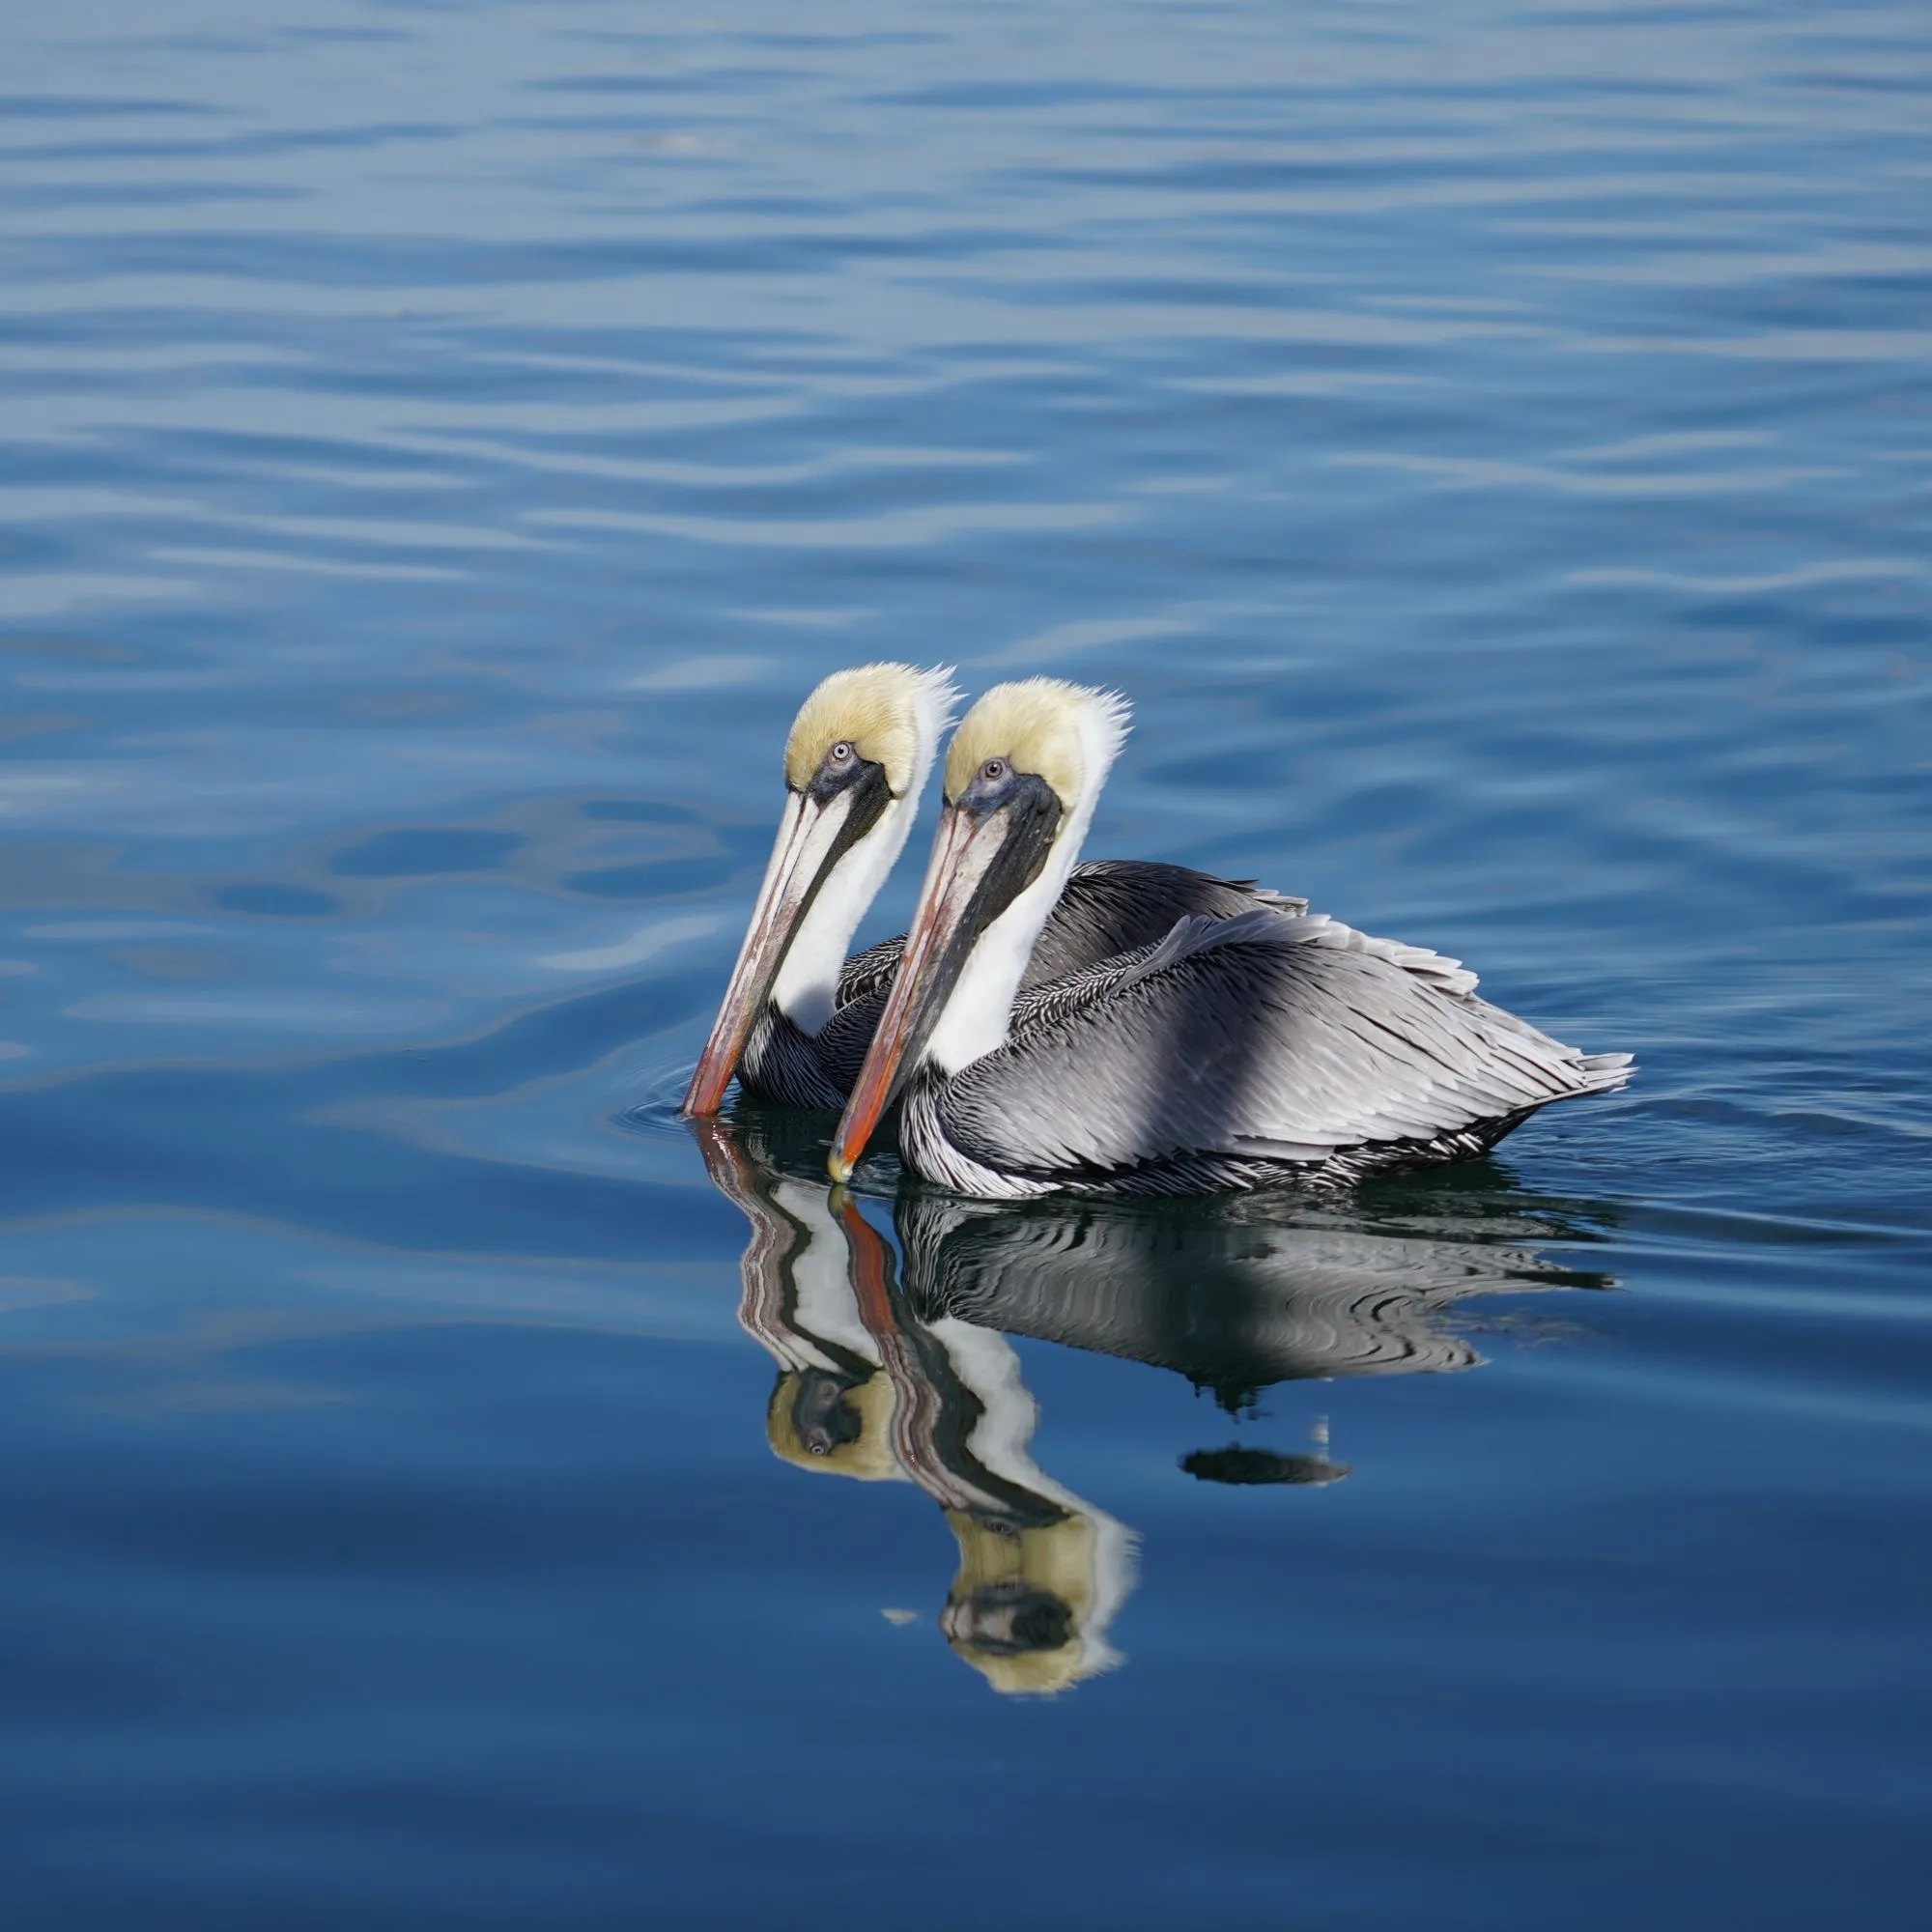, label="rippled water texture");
[4,2,1929,1925]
